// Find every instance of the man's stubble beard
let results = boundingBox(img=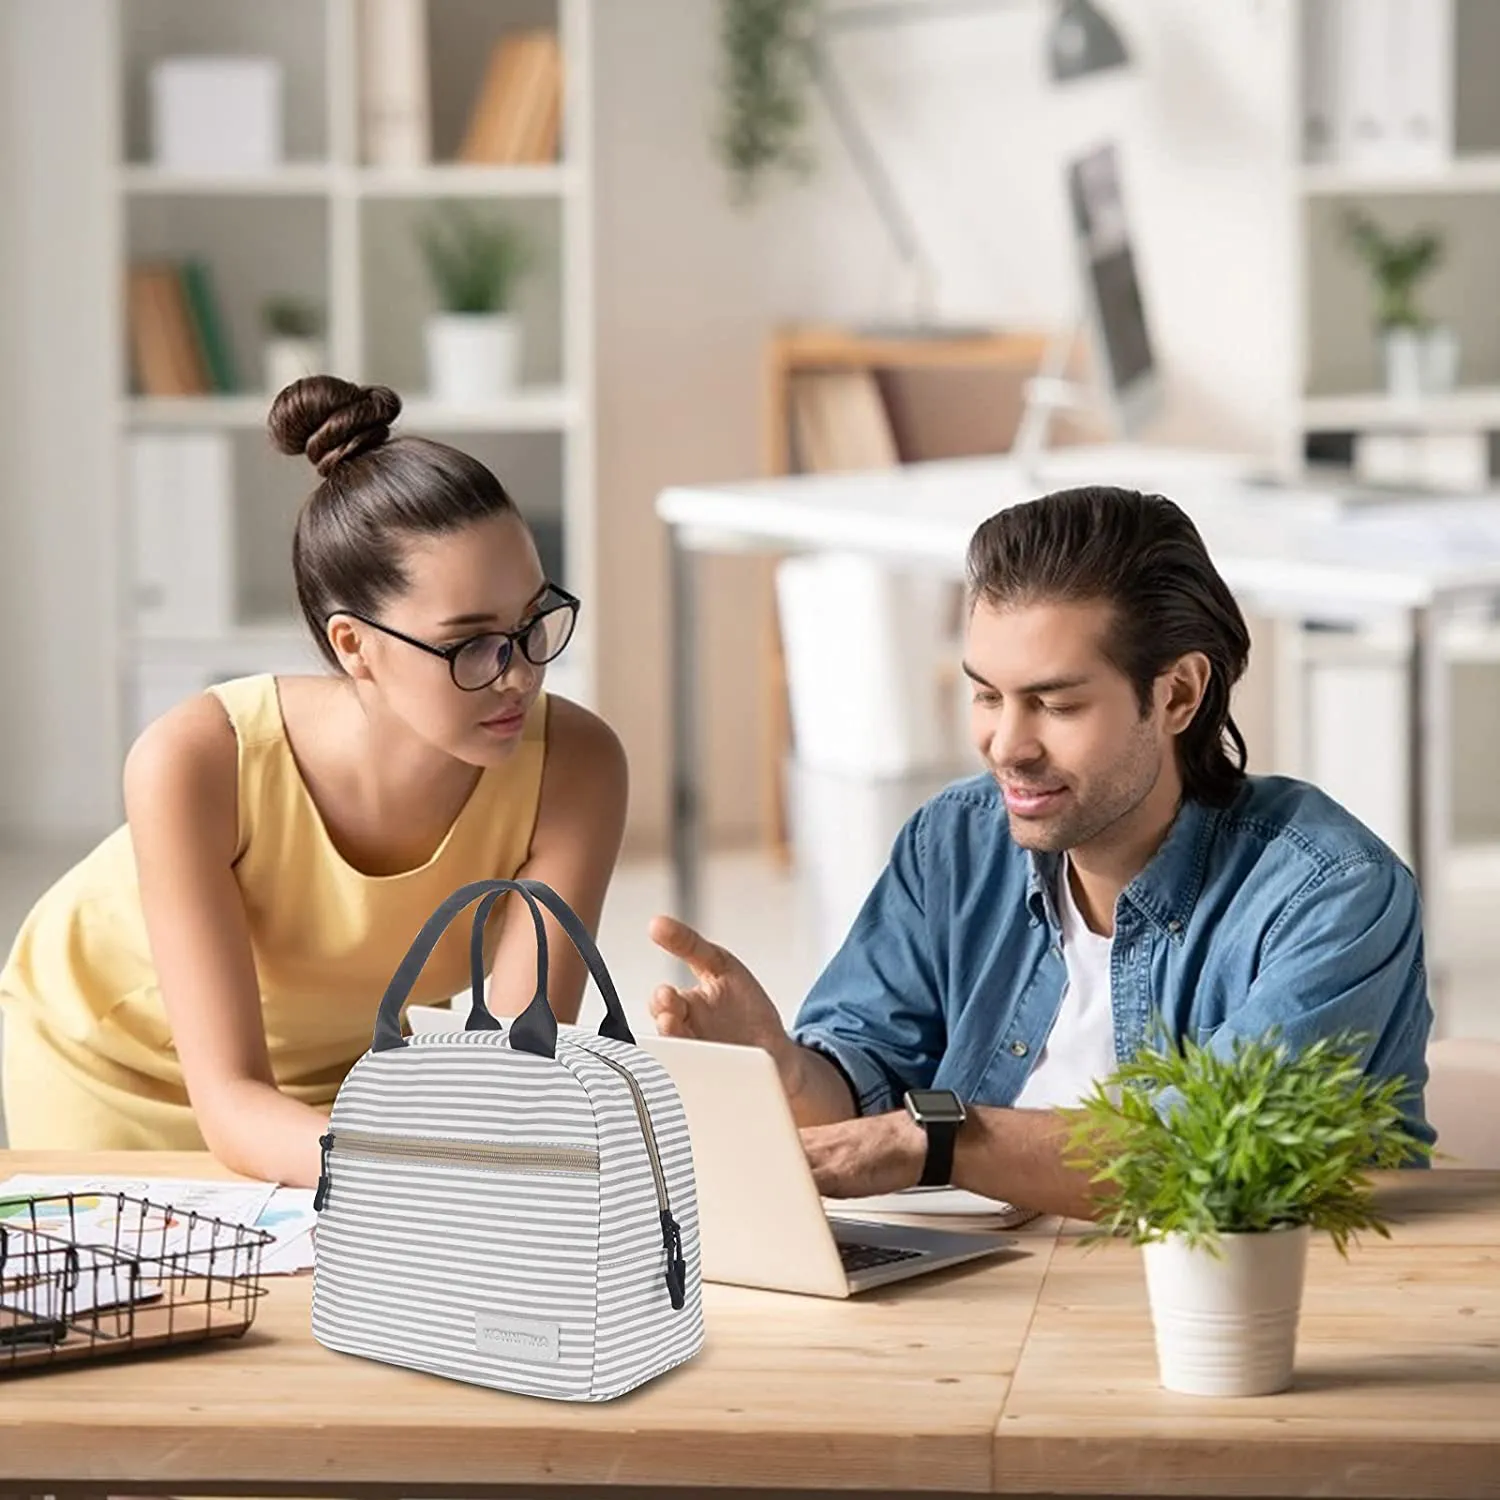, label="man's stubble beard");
[1003,719,1163,855]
